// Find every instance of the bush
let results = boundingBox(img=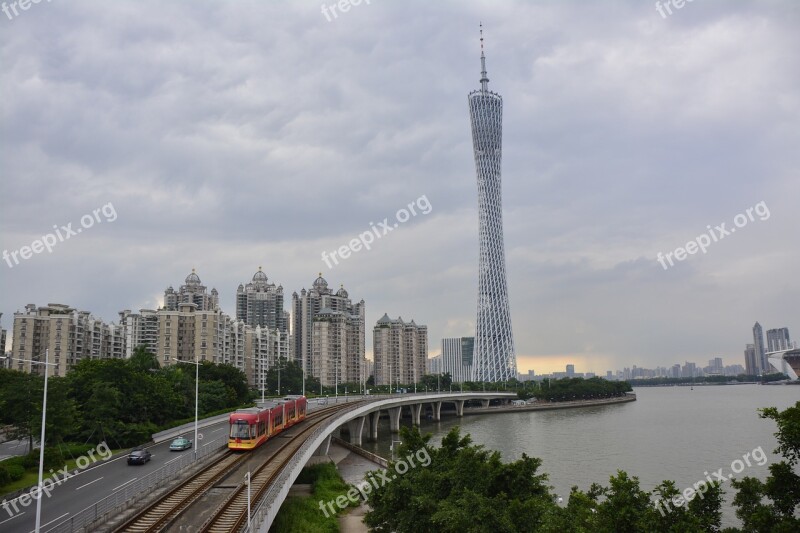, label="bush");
[23,448,64,471]
[0,465,10,487]
[5,464,24,481]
